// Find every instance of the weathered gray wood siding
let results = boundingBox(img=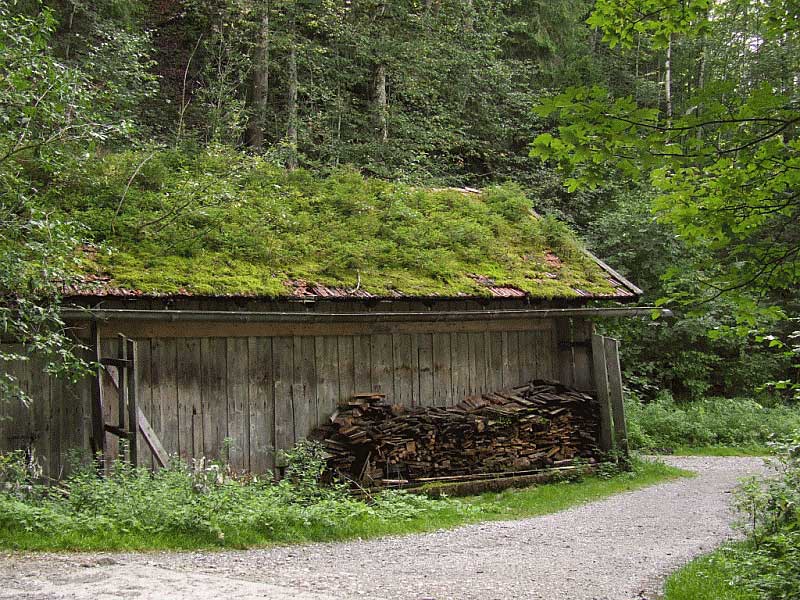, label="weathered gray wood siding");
[1,312,596,476]
[0,347,91,478]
